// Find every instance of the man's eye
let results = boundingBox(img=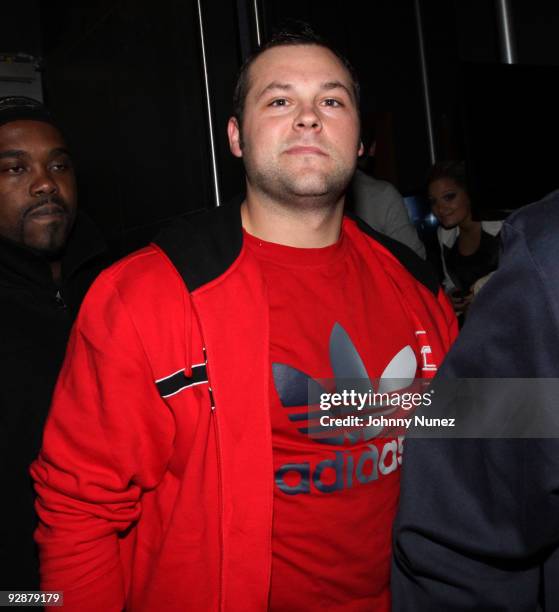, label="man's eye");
[442,193,456,202]
[3,165,25,175]
[269,98,288,107]
[50,162,70,172]
[323,98,343,107]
